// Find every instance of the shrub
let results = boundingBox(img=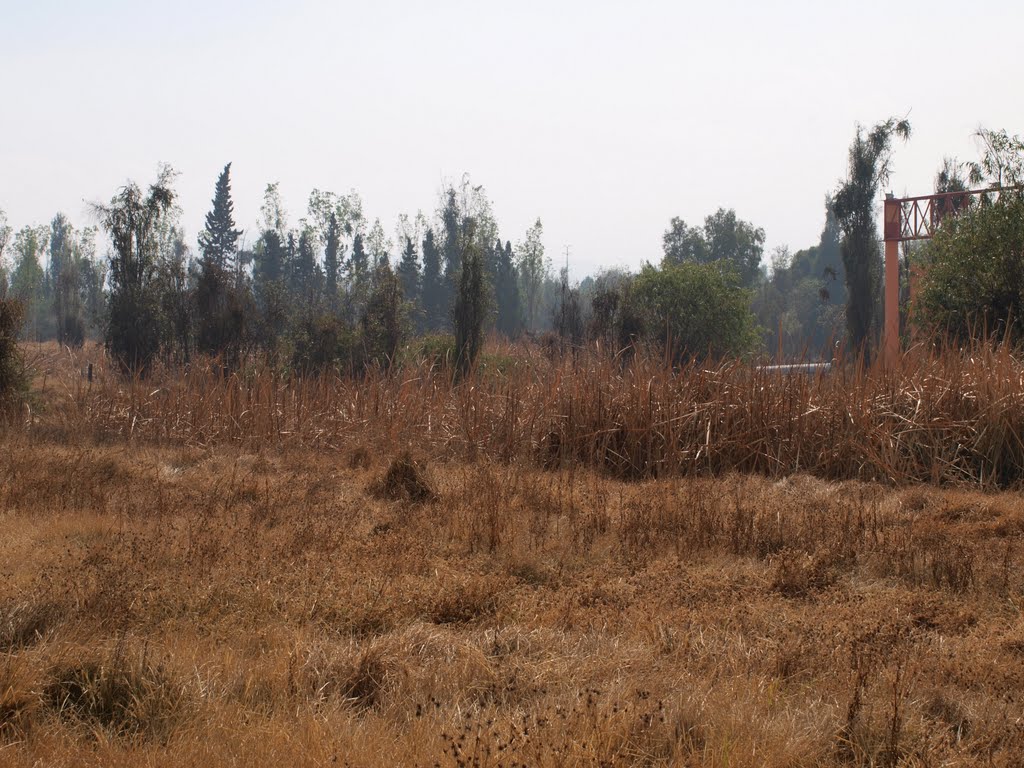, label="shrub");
[631,262,759,363]
[402,333,456,371]
[0,298,27,413]
[289,313,359,375]
[916,193,1024,343]
[43,648,187,741]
